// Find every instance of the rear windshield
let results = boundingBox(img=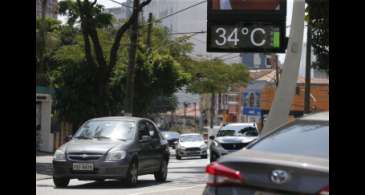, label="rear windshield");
[249,121,329,158]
